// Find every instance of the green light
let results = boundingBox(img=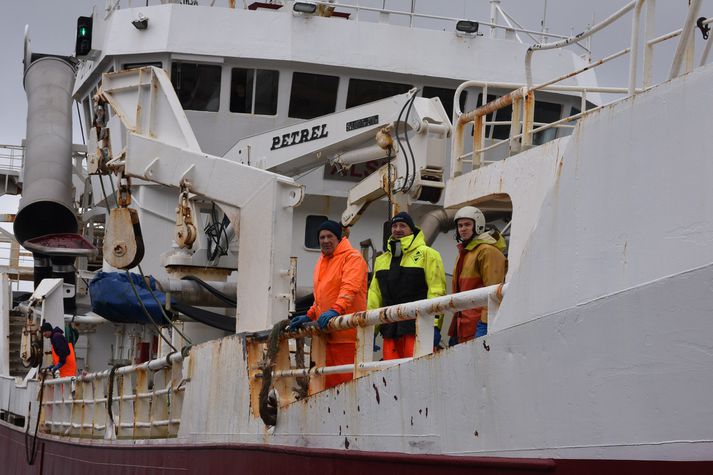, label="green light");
[79,26,88,37]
